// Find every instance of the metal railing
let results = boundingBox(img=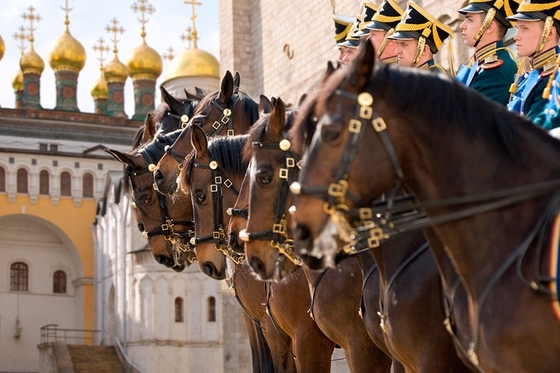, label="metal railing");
[40,324,101,344]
